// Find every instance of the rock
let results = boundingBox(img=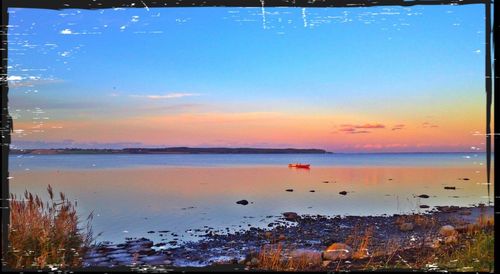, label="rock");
[444,186,456,190]
[418,194,430,198]
[289,249,322,266]
[439,225,456,237]
[323,181,329,184]
[435,206,460,212]
[322,243,352,260]
[309,190,316,192]
[419,205,430,209]
[279,234,286,241]
[108,252,134,265]
[399,222,414,232]
[128,247,155,255]
[431,239,441,249]
[353,248,370,259]
[444,235,458,245]
[127,238,153,248]
[285,189,294,192]
[459,209,472,215]
[107,250,129,257]
[283,212,299,221]
[459,178,470,181]
[322,260,332,267]
[140,254,169,265]
[85,256,110,265]
[250,257,260,266]
[236,200,249,205]
[339,191,347,195]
